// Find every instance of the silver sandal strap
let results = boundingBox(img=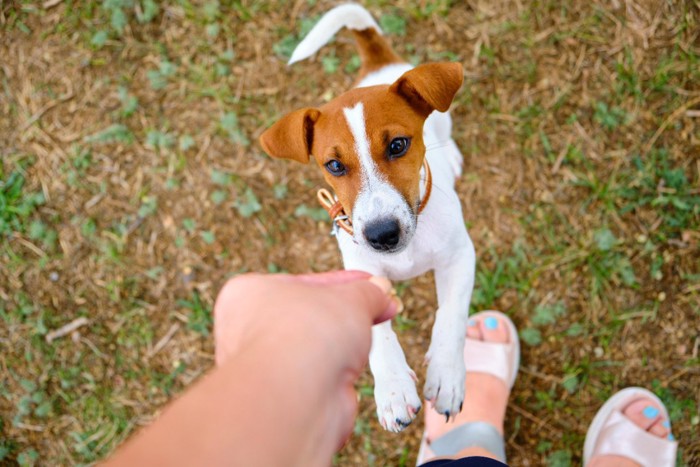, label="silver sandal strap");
[429,421,506,462]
